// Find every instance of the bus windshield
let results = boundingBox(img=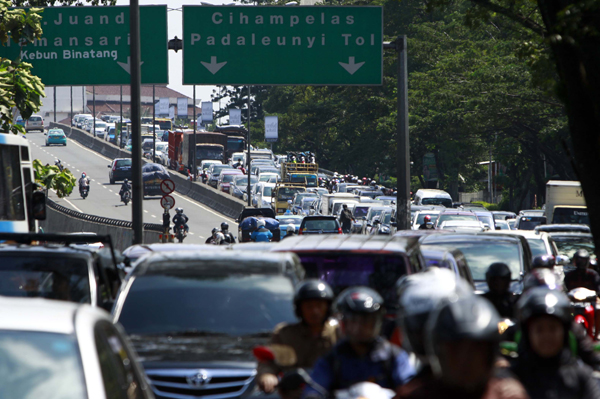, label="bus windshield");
[0,145,25,221]
[227,138,245,152]
[290,174,317,187]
